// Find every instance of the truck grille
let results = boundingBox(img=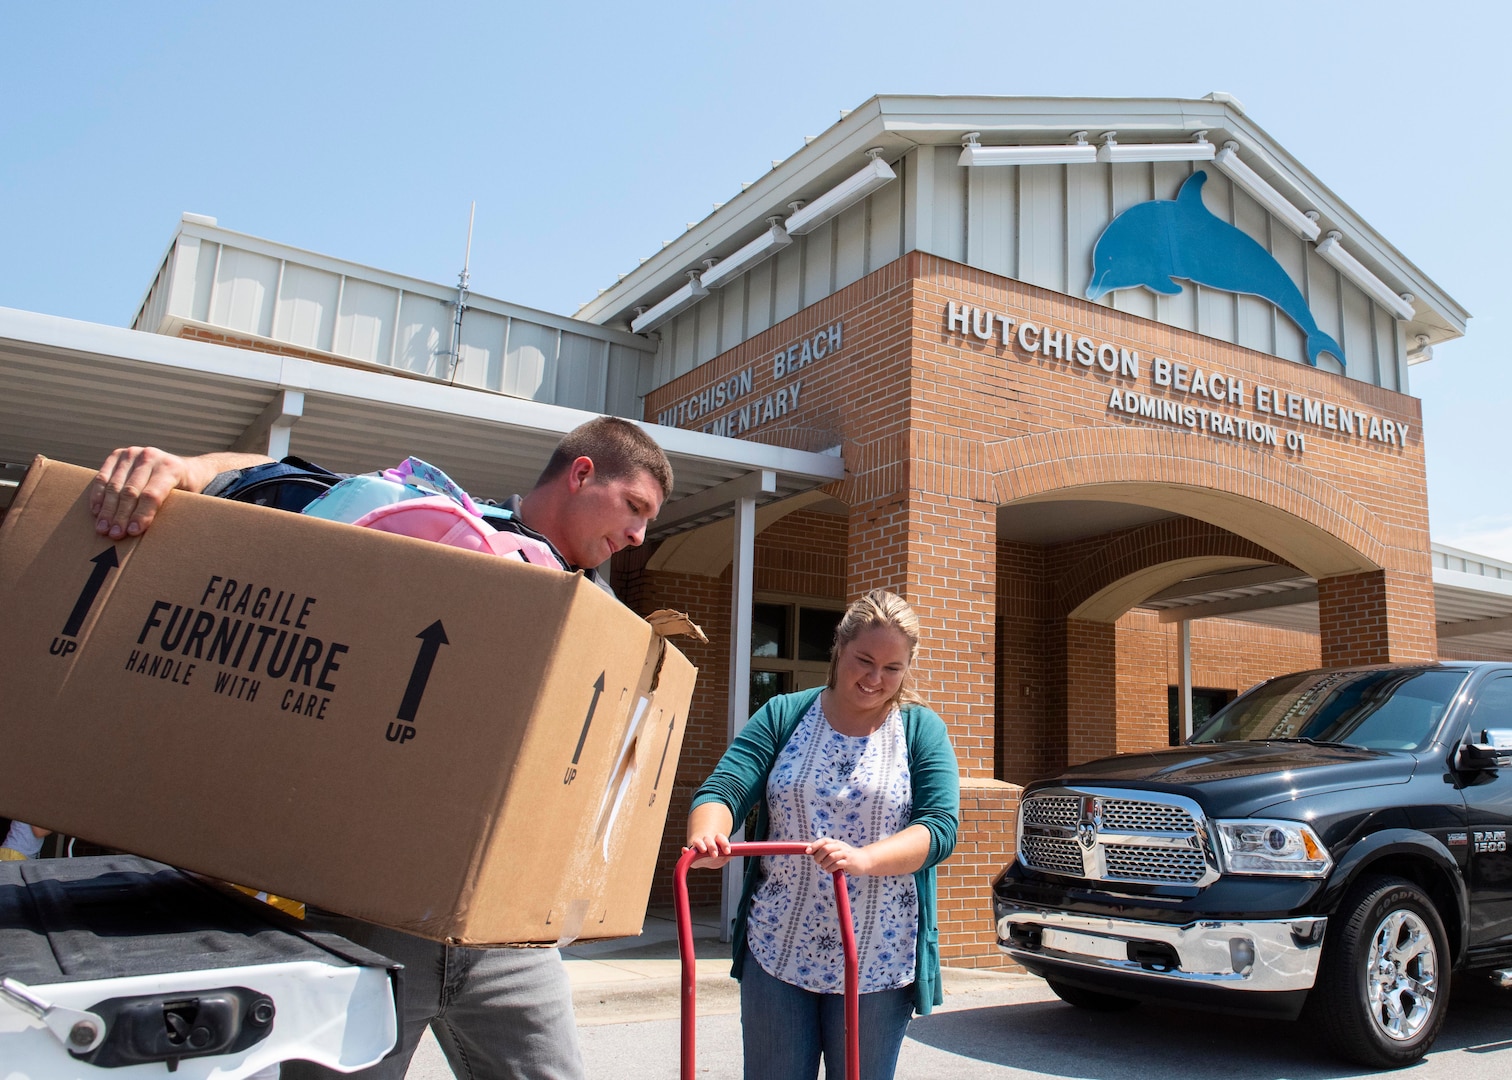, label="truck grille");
[1017,787,1216,887]
[1104,843,1208,882]
[1020,834,1084,876]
